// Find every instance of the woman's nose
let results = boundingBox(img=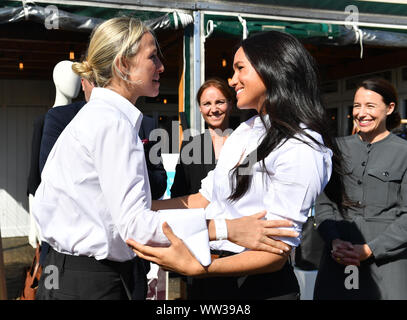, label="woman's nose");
[228,73,237,88]
[156,58,164,73]
[358,106,368,117]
